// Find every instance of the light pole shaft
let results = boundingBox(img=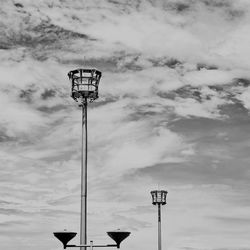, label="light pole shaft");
[81,100,88,250]
[158,204,161,250]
